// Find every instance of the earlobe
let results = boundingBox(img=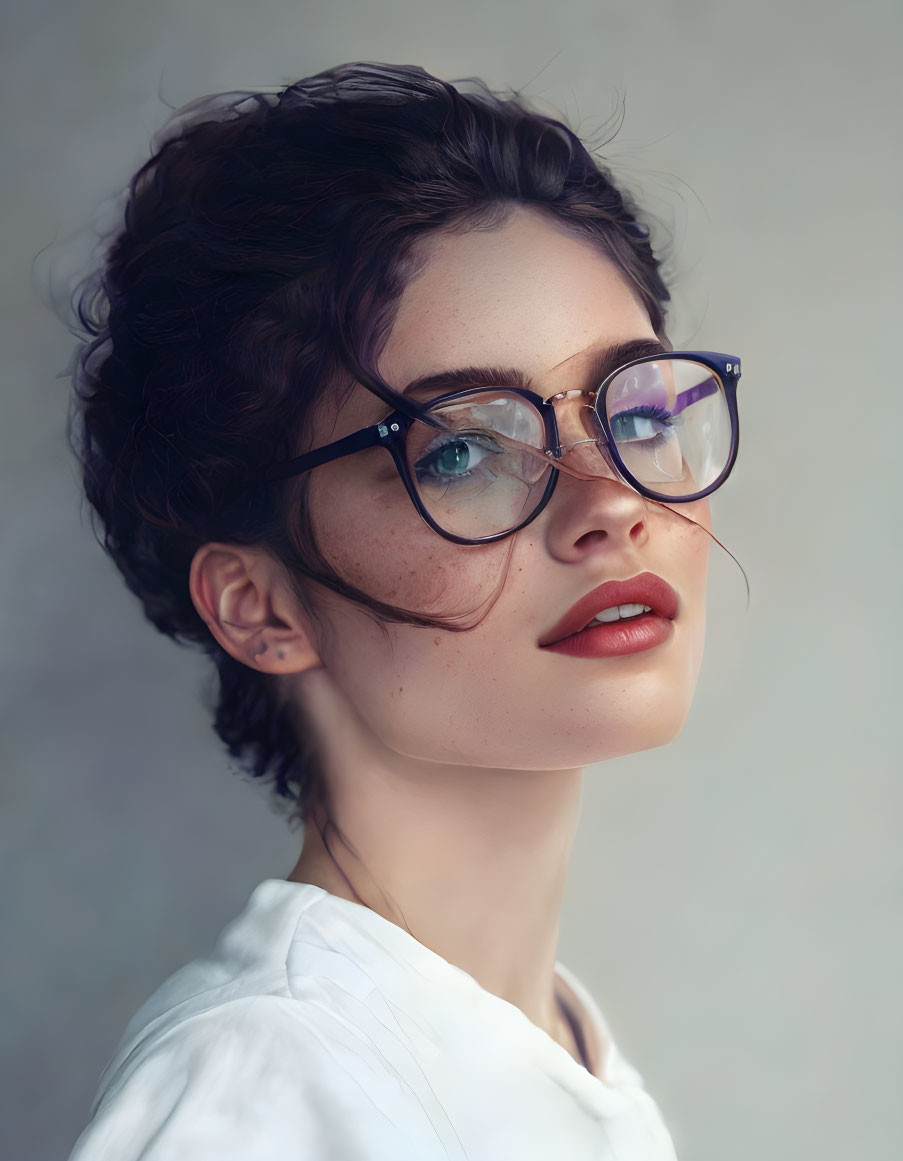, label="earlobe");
[188,543,323,675]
